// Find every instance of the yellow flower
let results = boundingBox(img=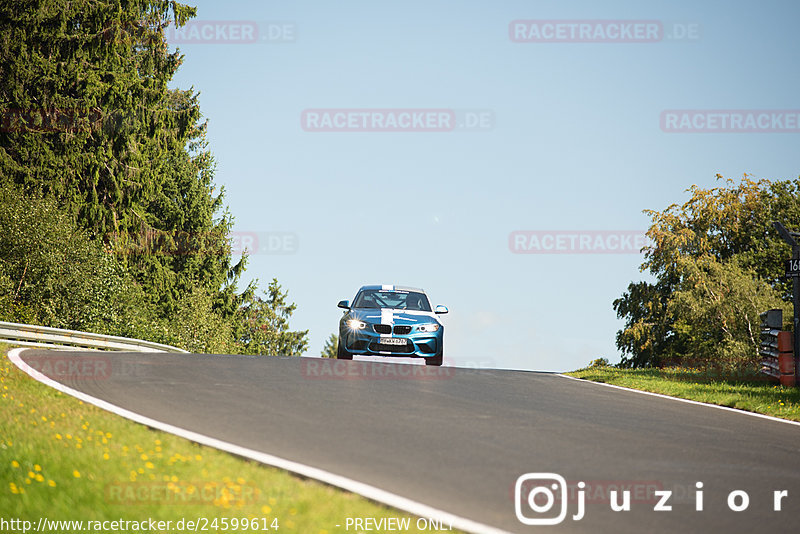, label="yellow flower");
[73,470,81,478]
[55,434,62,440]
[35,474,44,482]
[34,464,41,471]
[145,462,154,469]
[103,453,109,460]
[261,505,272,514]
[11,460,19,468]
[48,480,56,487]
